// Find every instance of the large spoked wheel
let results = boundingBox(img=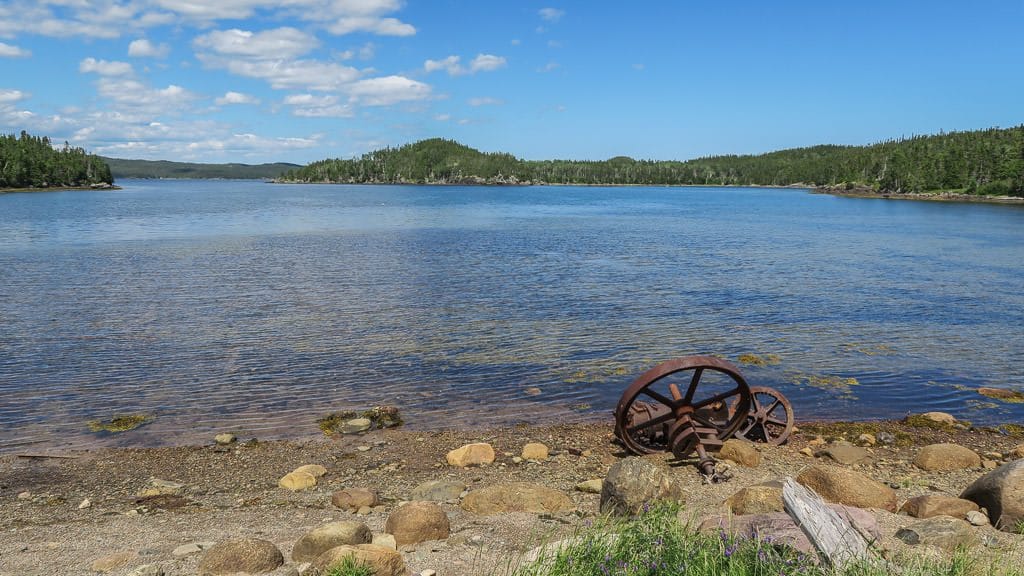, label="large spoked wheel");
[731,386,794,445]
[614,356,752,457]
